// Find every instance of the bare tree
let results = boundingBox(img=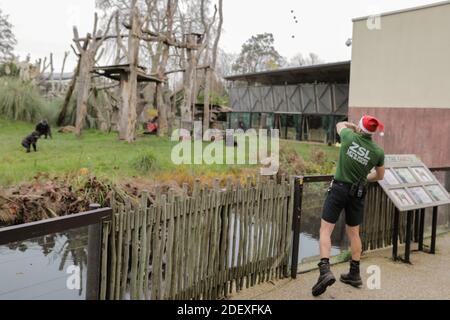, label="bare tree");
[154,0,178,137]
[59,51,70,93]
[289,52,324,67]
[117,0,142,142]
[49,53,55,93]
[57,42,89,126]
[72,13,114,137]
[203,0,223,133]
[94,0,223,138]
